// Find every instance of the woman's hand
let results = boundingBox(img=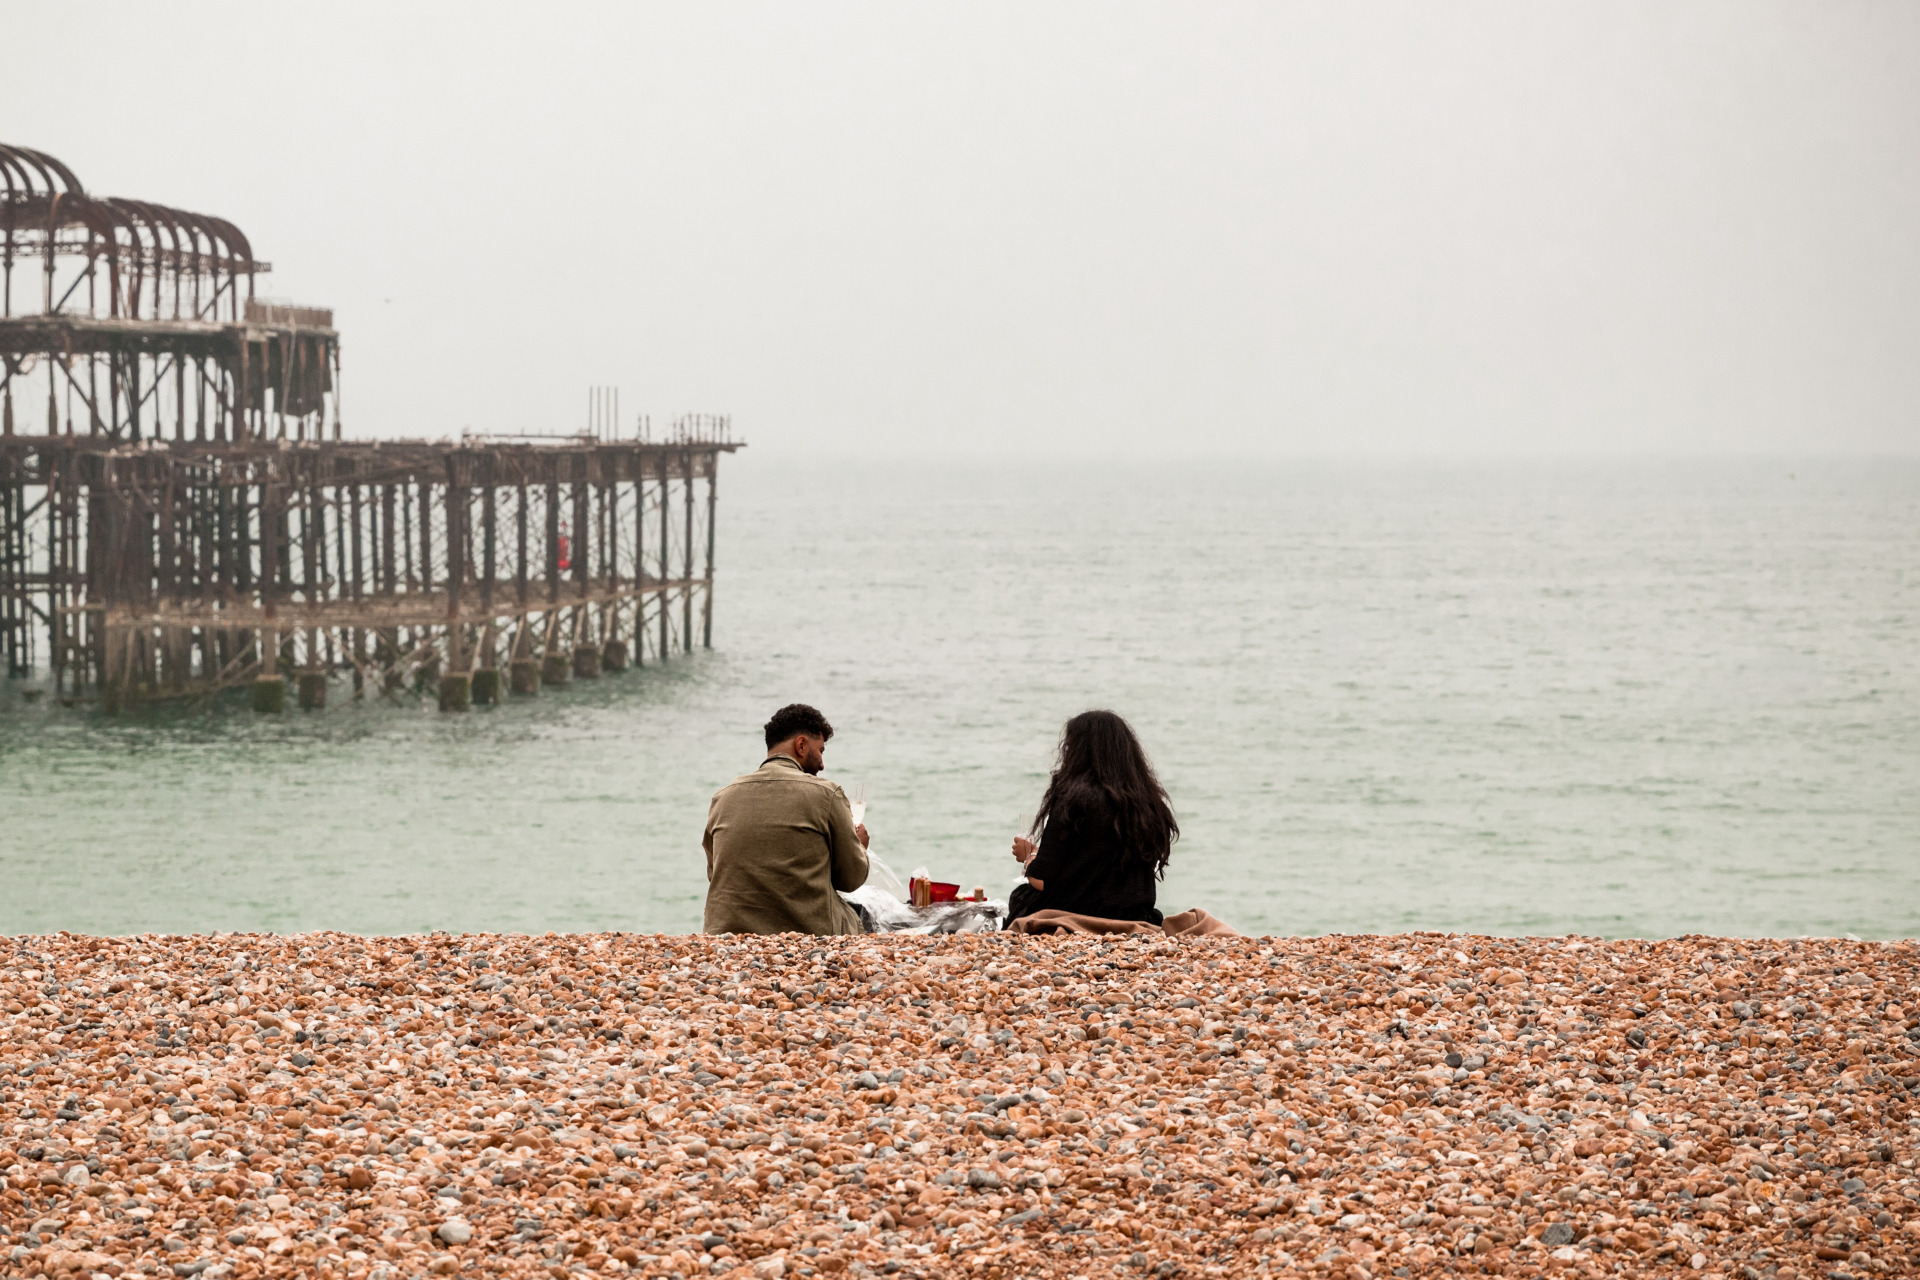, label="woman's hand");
[1011,836,1036,865]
